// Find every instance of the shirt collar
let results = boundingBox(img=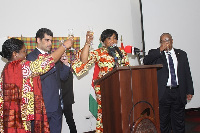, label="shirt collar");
[164,48,175,55]
[36,47,48,54]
